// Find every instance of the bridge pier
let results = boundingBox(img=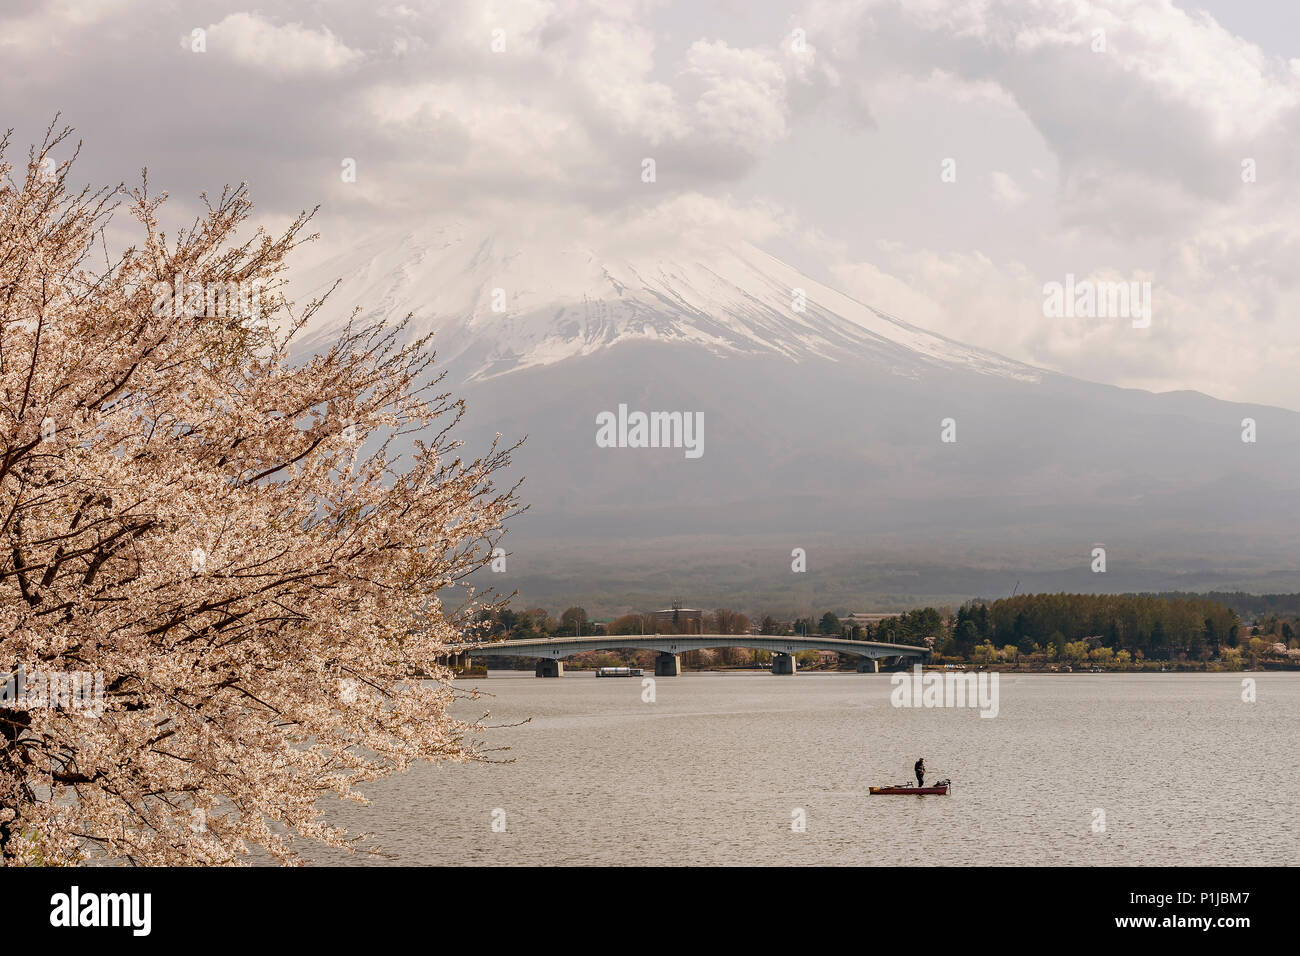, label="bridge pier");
[535,659,564,678]
[771,652,797,675]
[654,652,681,677]
[857,658,879,673]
